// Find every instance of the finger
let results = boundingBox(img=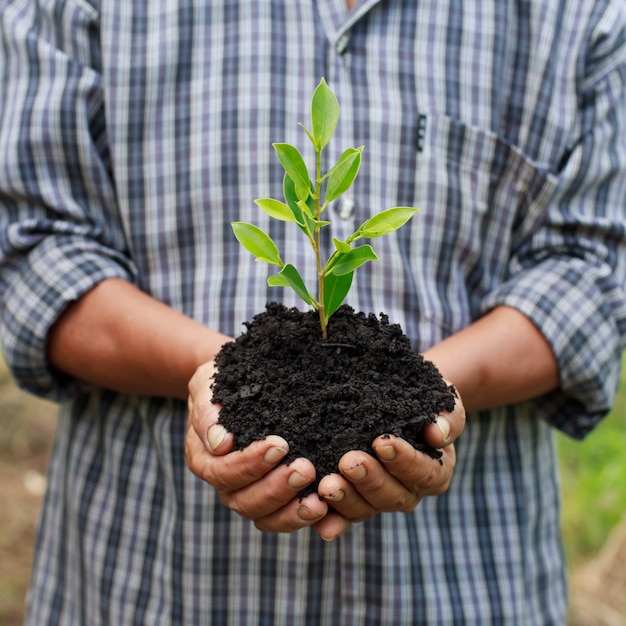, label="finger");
[201,421,236,456]
[188,360,217,401]
[188,360,234,451]
[422,383,466,449]
[185,419,233,483]
[188,361,218,430]
[187,362,232,456]
[336,450,421,513]
[372,434,456,496]
[185,422,289,493]
[314,511,352,541]
[318,472,378,522]
[254,492,328,533]
[222,456,317,519]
